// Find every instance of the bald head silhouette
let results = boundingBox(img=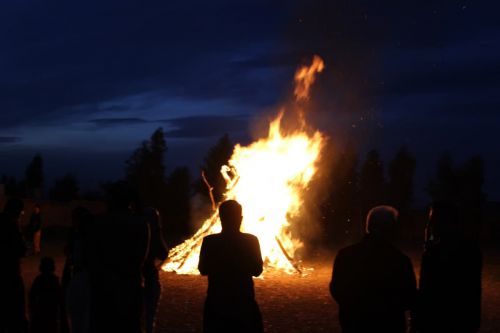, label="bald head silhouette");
[365,205,399,240]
